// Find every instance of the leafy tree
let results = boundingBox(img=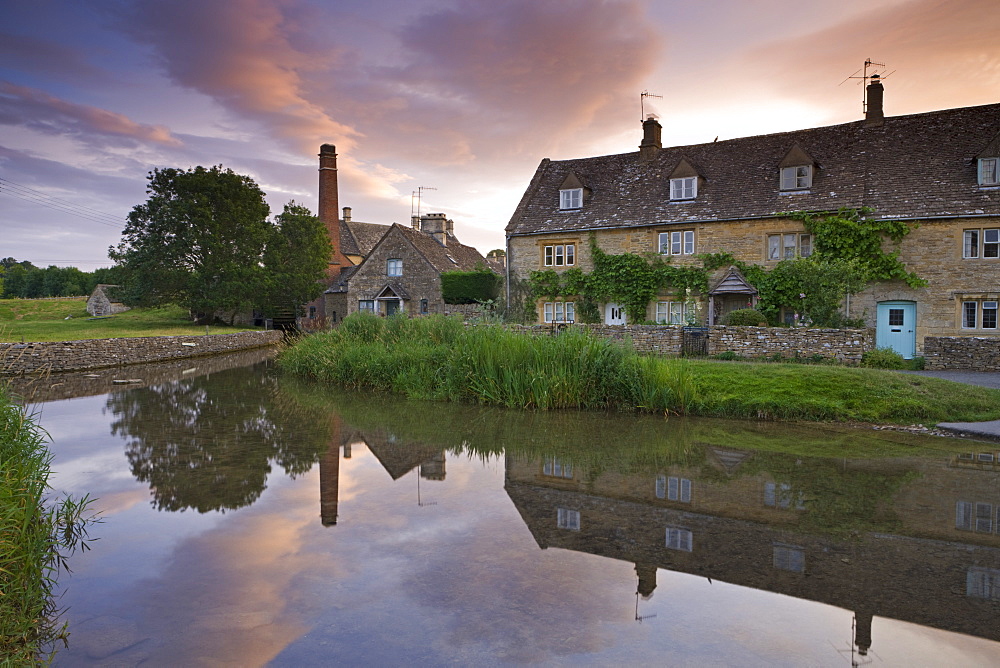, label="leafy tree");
[109,165,272,323]
[260,202,332,317]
